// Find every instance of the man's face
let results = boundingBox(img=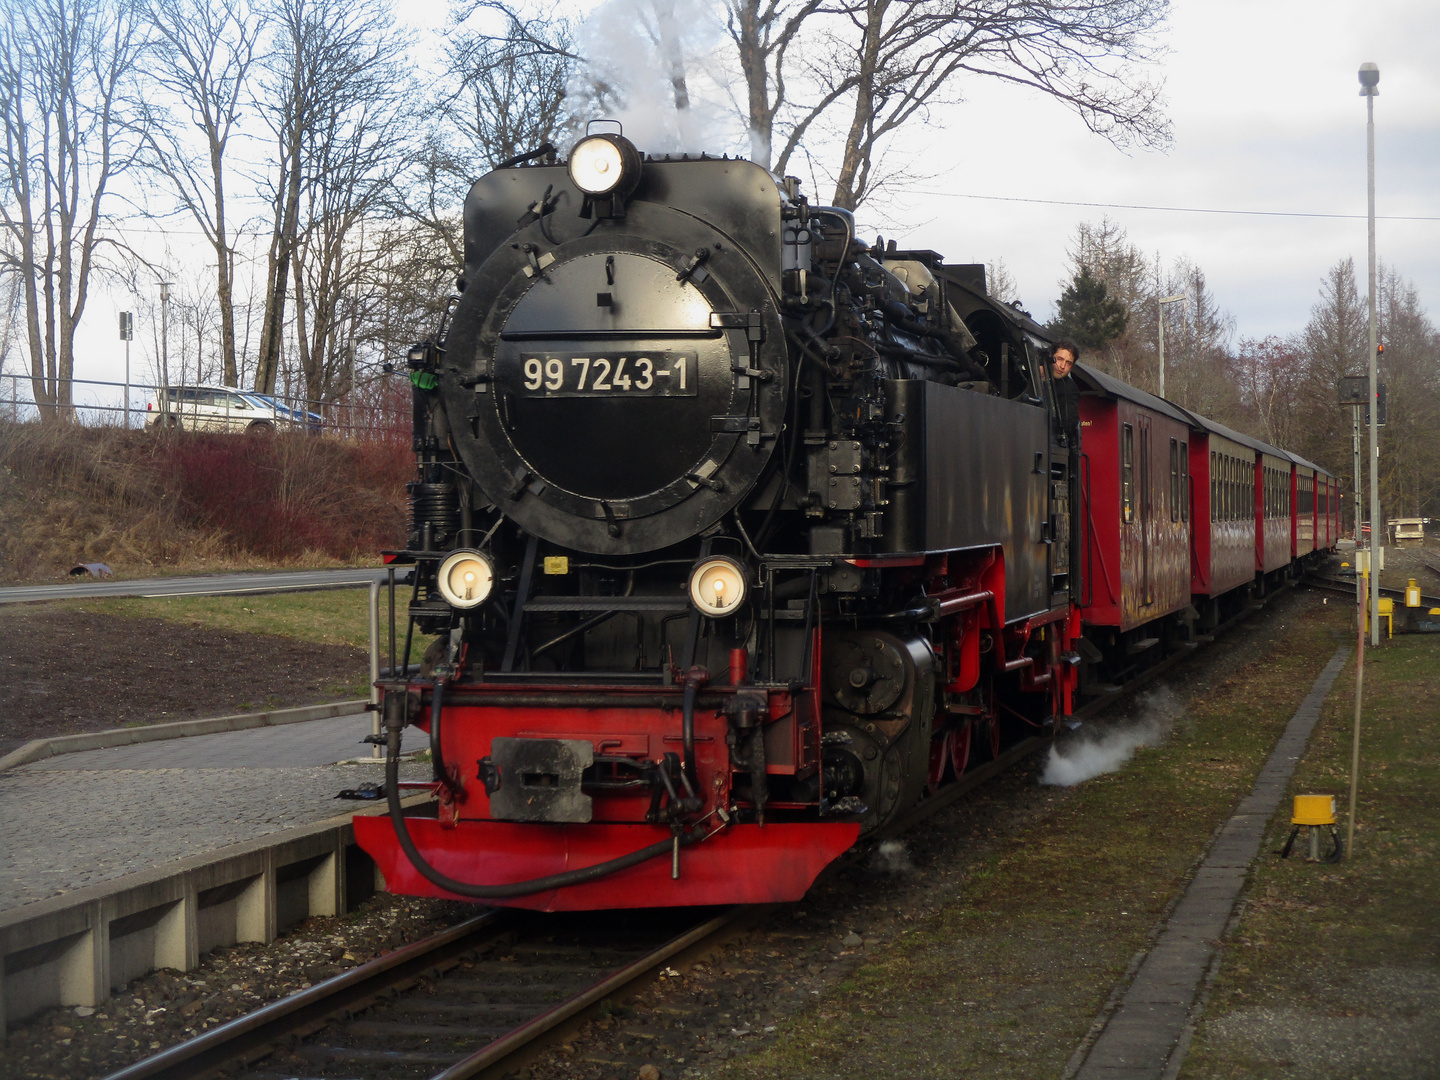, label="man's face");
[1052,349,1075,378]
